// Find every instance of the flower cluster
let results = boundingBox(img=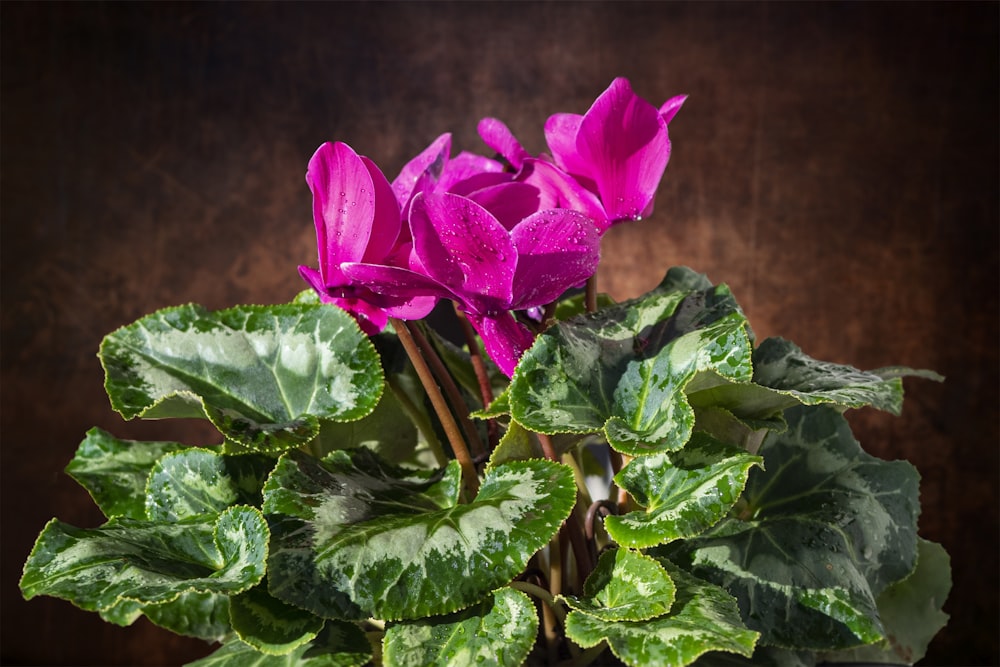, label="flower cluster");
[299,78,685,376]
